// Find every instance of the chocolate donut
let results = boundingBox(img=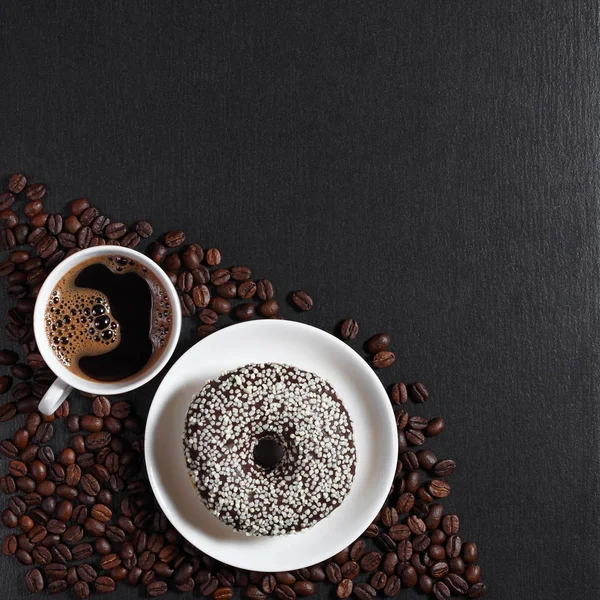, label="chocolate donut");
[183,363,356,536]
